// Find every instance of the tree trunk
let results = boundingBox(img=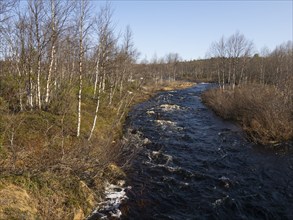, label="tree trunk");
[45,44,55,105]
[45,0,56,106]
[77,68,82,137]
[88,78,102,140]
[77,0,86,137]
[37,57,42,109]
